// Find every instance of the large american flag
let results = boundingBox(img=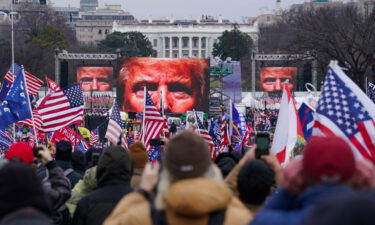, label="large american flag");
[313,62,375,162]
[89,128,99,147]
[195,111,217,160]
[105,102,128,149]
[5,65,43,96]
[37,84,84,132]
[142,90,165,152]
